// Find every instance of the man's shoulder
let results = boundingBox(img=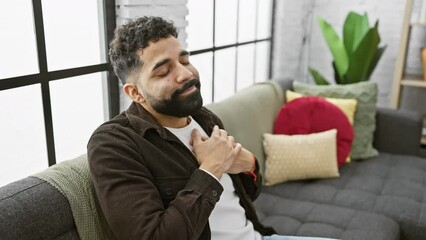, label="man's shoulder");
[100,110,129,128]
[90,111,134,140]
